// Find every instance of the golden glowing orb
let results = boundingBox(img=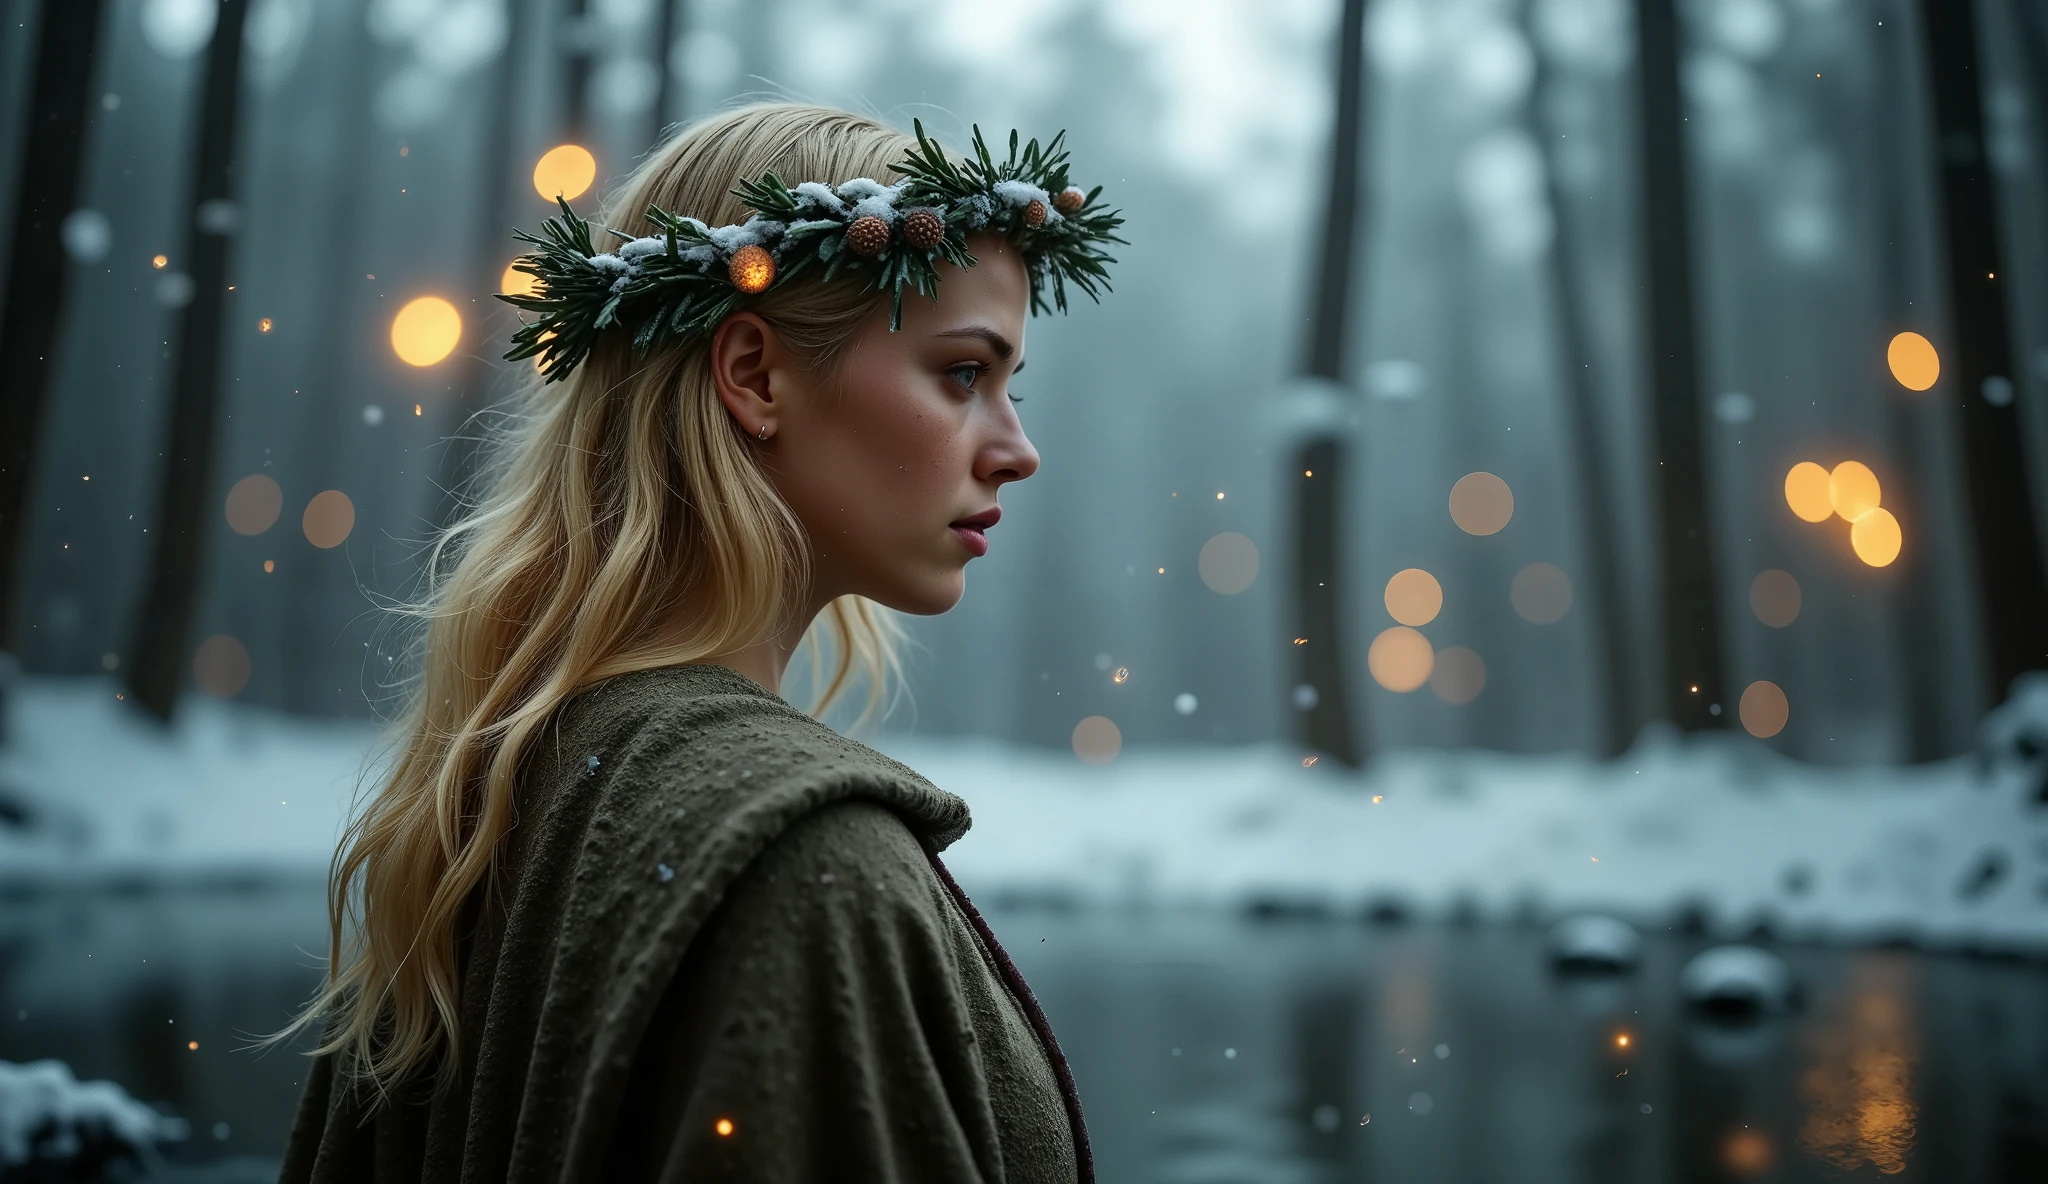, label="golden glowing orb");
[303,489,356,549]
[1449,472,1514,535]
[714,1118,734,1137]
[1887,331,1939,391]
[728,244,775,294]
[501,260,539,298]
[1740,680,1790,738]
[1072,715,1122,765]
[391,296,461,367]
[1783,462,1833,523]
[1851,506,1902,567]
[1384,568,1444,626]
[1828,461,1882,522]
[1368,626,1435,693]
[532,144,597,200]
